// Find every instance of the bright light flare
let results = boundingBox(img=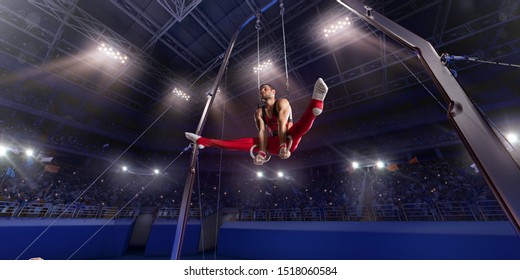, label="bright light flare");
[257,171,263,178]
[253,60,272,73]
[352,161,359,169]
[507,133,518,143]
[98,42,128,64]
[0,146,6,156]
[25,149,34,157]
[324,17,351,37]
[154,169,160,175]
[376,160,385,169]
[122,166,128,172]
[277,171,284,178]
[173,88,190,101]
